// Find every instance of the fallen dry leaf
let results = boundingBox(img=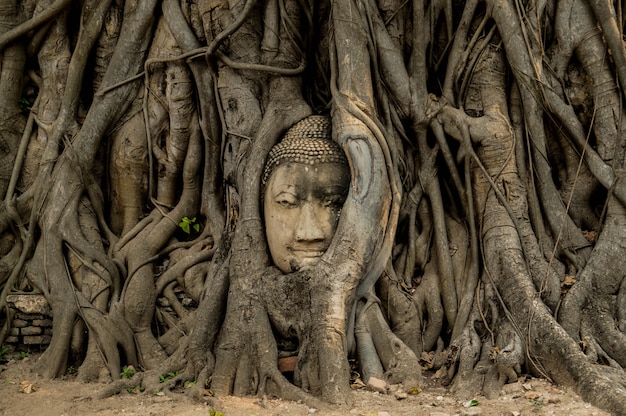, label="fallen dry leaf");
[19,380,36,394]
